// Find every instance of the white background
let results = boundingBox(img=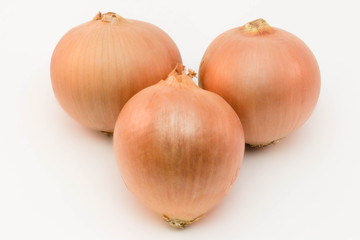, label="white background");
[1,0,359,239]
